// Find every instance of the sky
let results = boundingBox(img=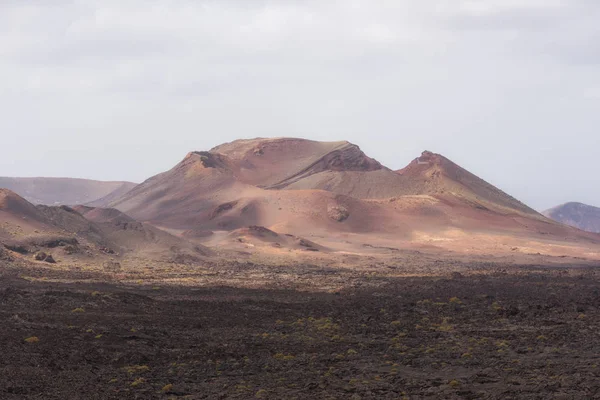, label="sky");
[1,0,599,211]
